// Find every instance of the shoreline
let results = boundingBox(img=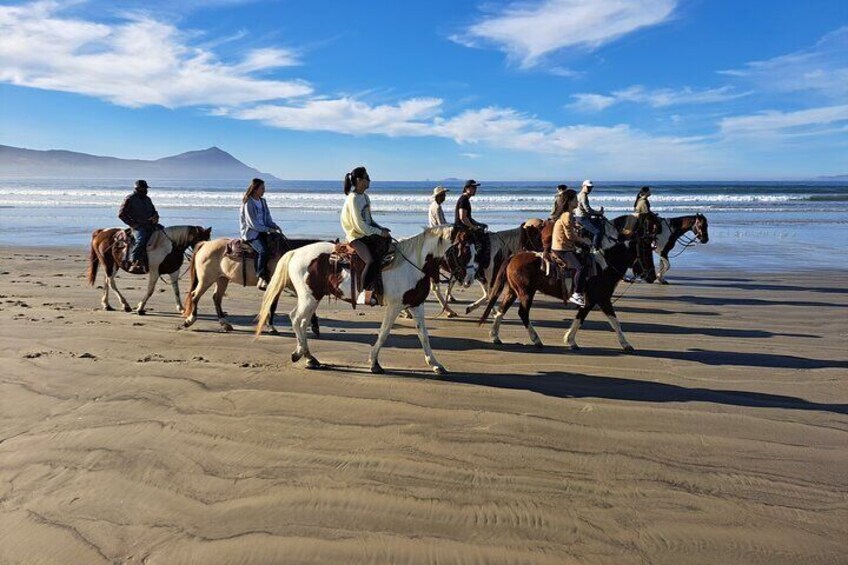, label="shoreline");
[1,246,846,564]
